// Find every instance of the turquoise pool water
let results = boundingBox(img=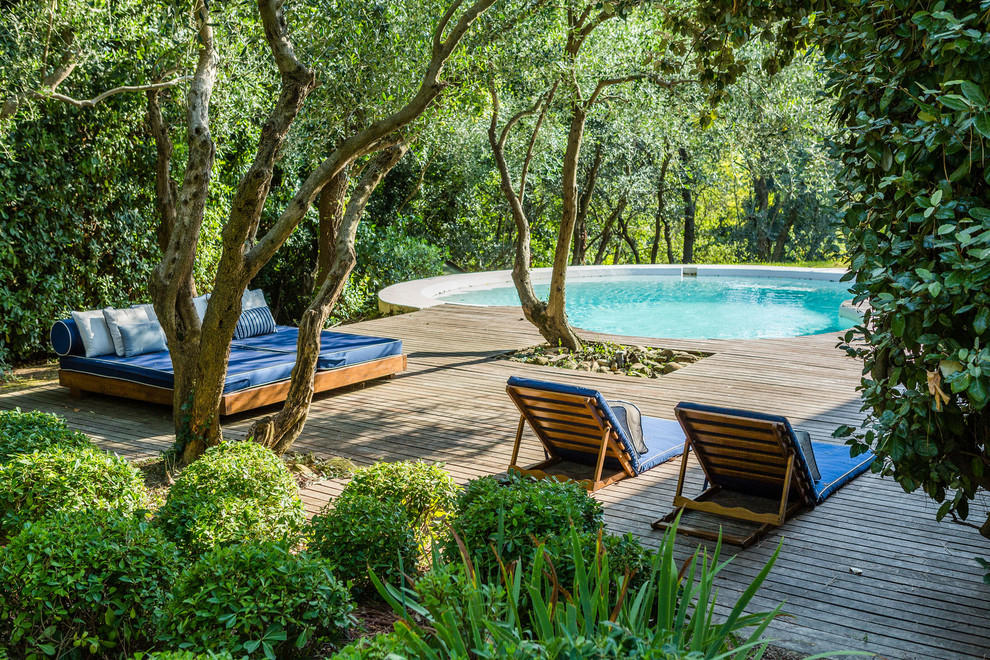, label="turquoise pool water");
[436,275,856,339]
